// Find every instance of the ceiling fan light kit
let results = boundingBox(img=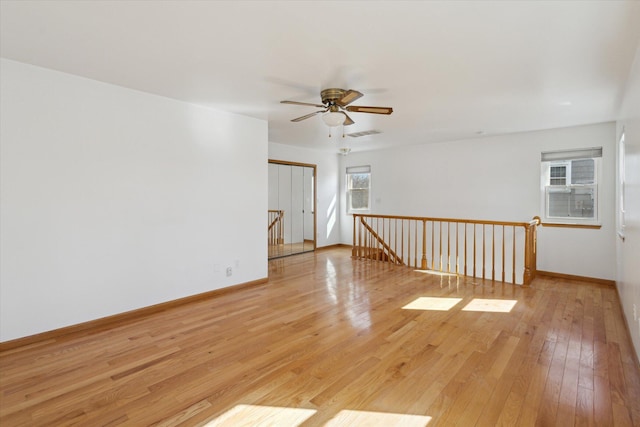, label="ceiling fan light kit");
[322,111,346,127]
